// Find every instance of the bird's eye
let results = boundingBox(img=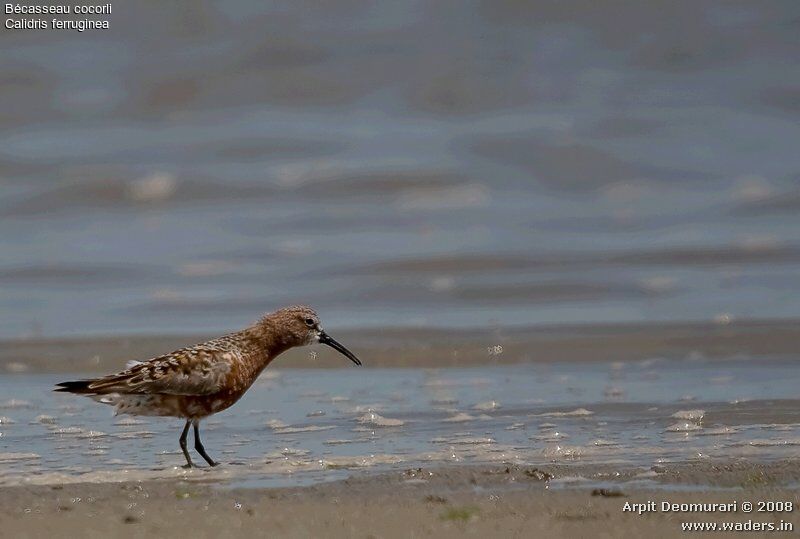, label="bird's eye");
[304,318,315,327]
